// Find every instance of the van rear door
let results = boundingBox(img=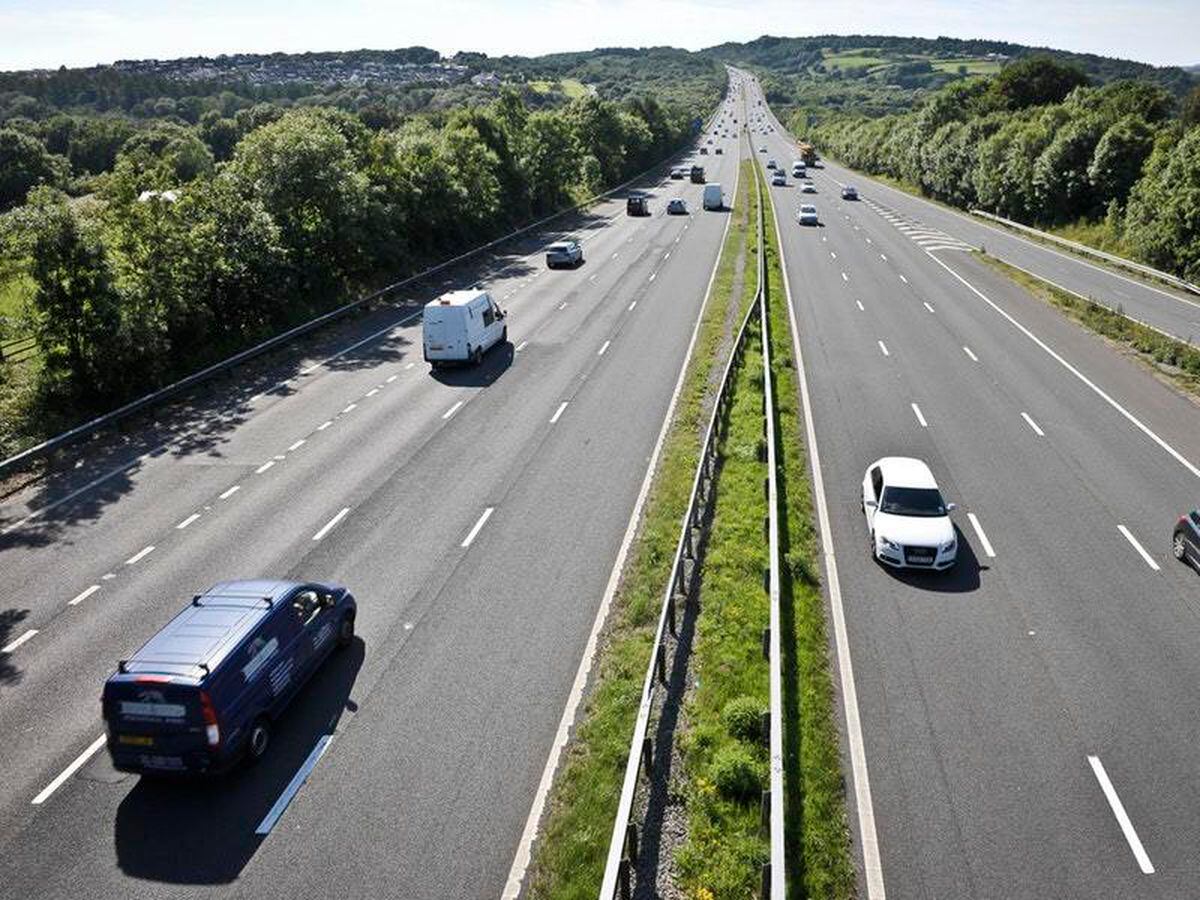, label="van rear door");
[424,305,464,360]
[103,677,207,770]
